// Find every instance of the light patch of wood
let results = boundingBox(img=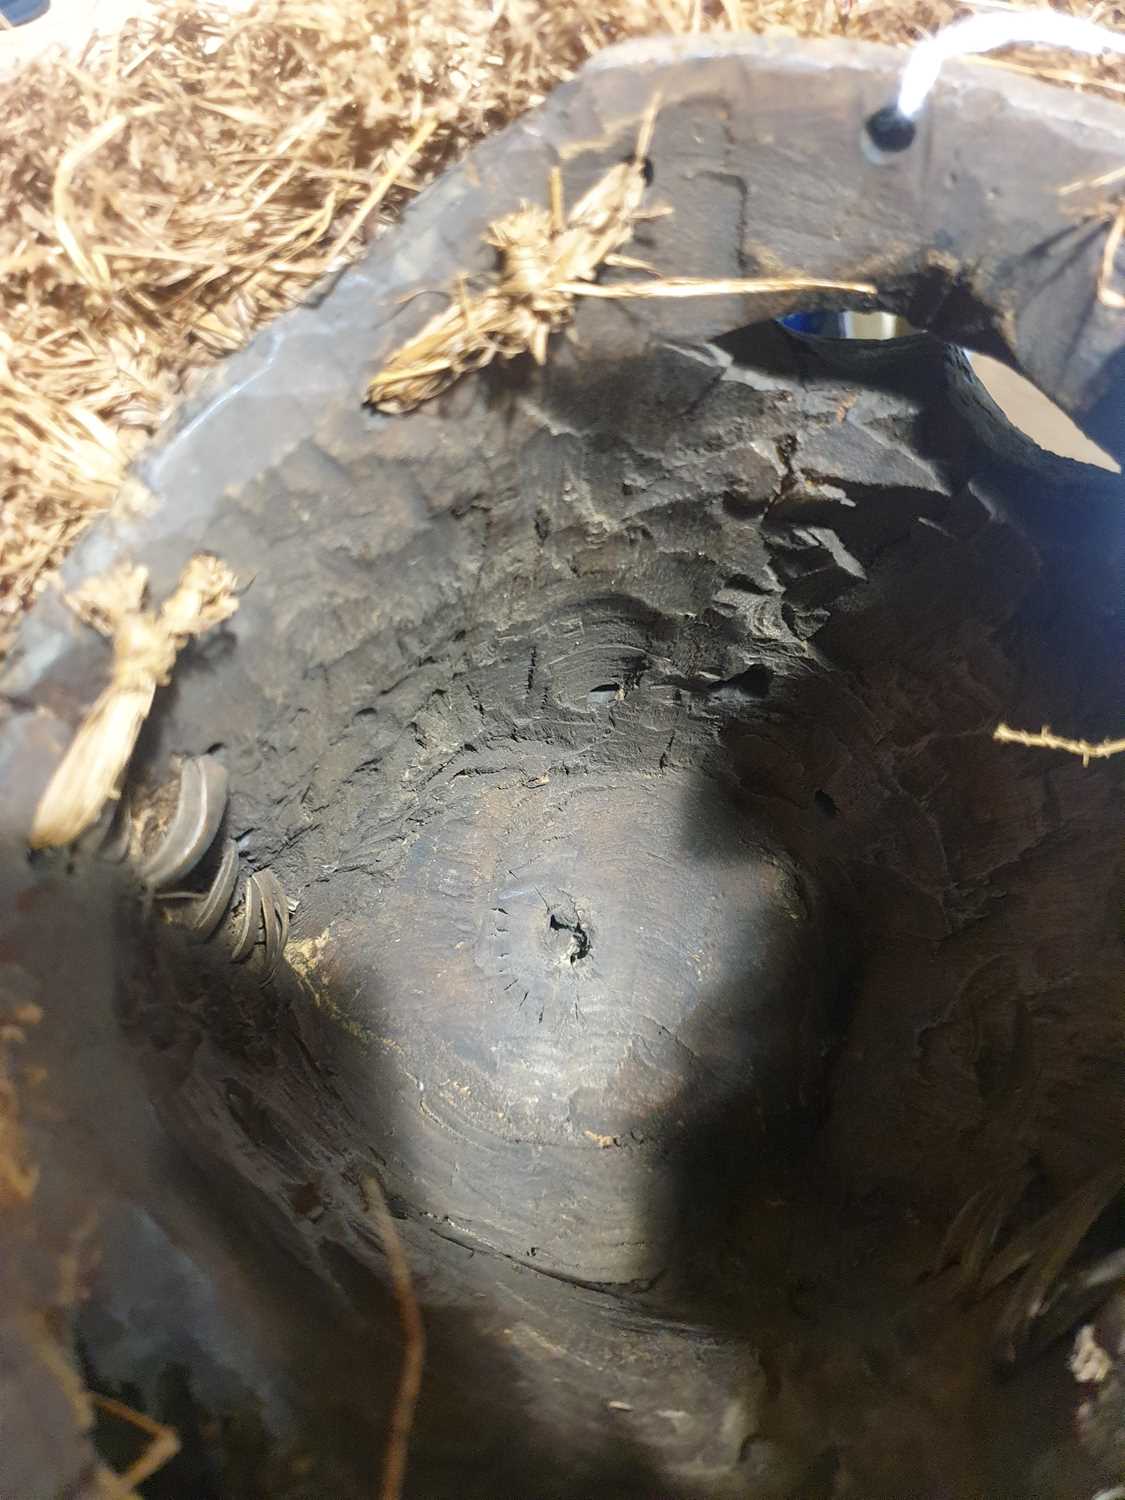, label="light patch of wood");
[1070,1324,1113,1385]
